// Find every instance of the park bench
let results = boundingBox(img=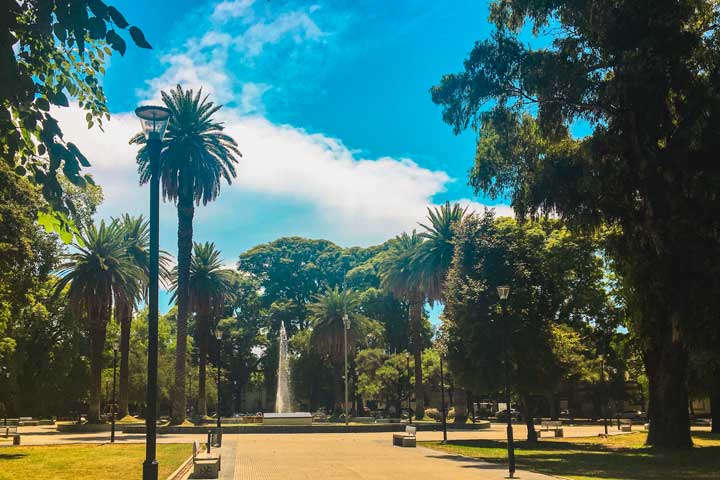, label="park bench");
[619,419,633,432]
[392,425,417,447]
[1,423,21,445]
[538,420,563,438]
[192,440,221,479]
